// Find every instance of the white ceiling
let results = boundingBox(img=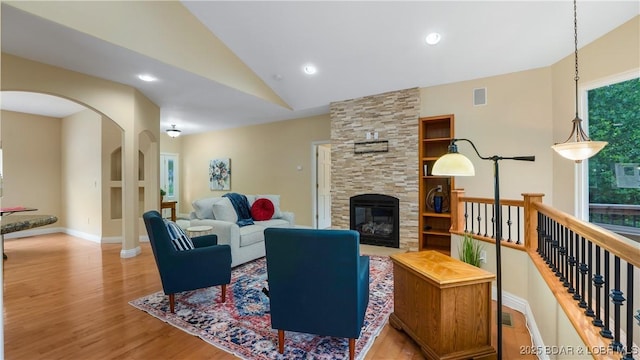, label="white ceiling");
[2,1,638,135]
